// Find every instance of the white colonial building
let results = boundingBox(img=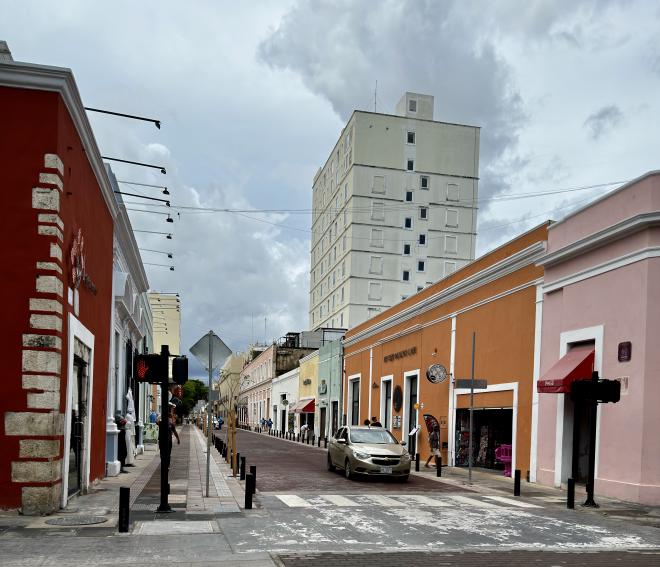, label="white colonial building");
[309,92,480,330]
